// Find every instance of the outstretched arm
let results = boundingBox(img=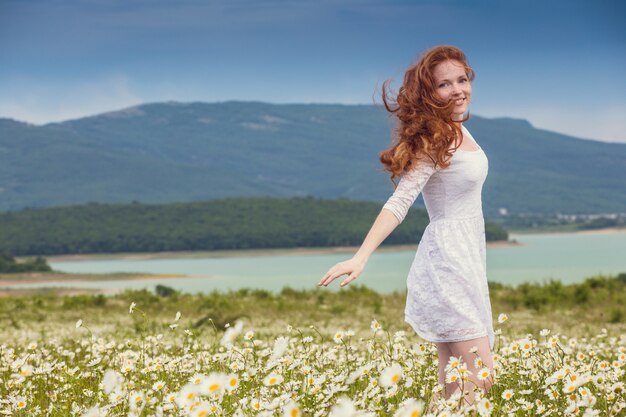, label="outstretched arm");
[318,157,439,288]
[318,208,399,287]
